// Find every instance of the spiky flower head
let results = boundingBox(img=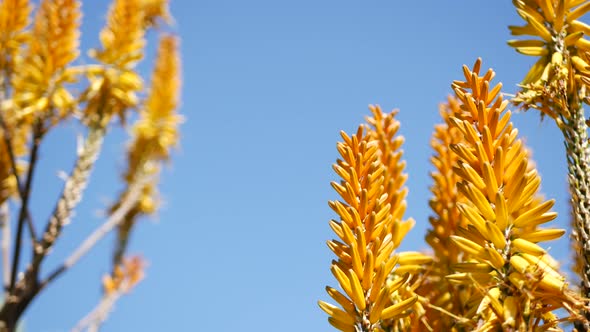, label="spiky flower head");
[123,35,181,187]
[446,58,586,330]
[509,0,590,117]
[11,0,80,125]
[108,34,180,275]
[83,0,146,125]
[320,106,432,332]
[416,97,473,332]
[94,0,145,69]
[0,0,31,76]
